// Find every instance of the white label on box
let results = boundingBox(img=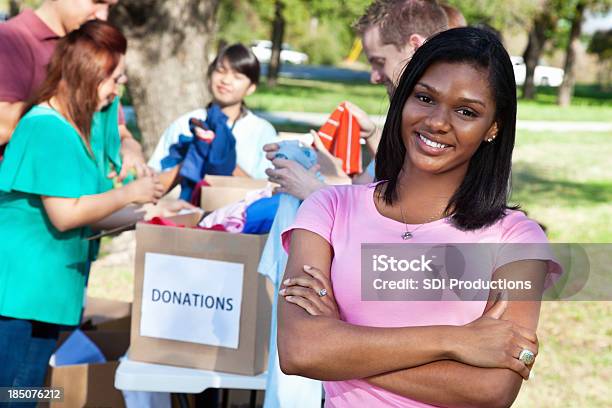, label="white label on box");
[140,252,244,349]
